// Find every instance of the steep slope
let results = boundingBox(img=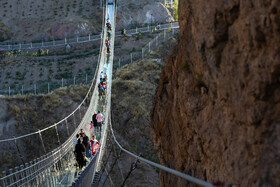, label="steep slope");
[110,36,178,186]
[0,85,89,175]
[151,0,280,186]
